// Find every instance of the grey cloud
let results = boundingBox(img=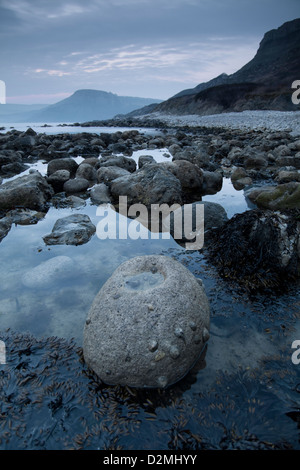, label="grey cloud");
[0,0,299,103]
